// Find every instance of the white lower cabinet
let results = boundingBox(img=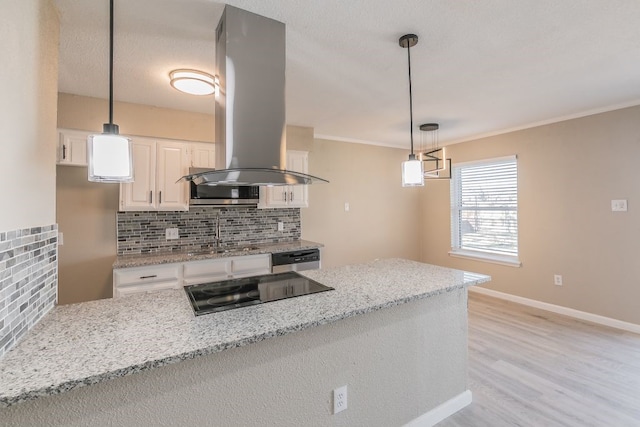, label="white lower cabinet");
[113,254,271,298]
[183,258,230,286]
[230,254,271,278]
[113,263,182,298]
